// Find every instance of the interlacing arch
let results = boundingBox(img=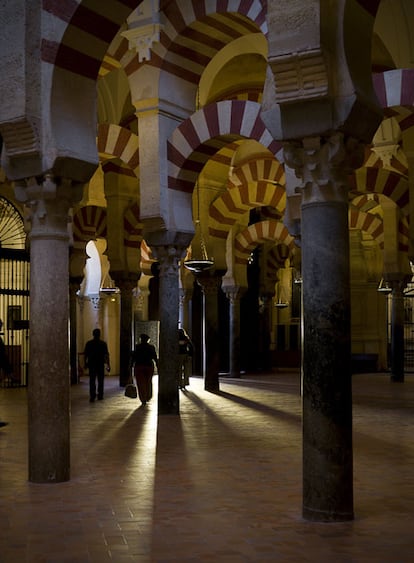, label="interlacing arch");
[266,244,291,280]
[350,167,409,216]
[41,0,140,80]
[210,181,286,239]
[123,202,142,250]
[349,207,384,248]
[125,1,267,81]
[234,220,296,265]
[72,206,107,244]
[97,124,139,177]
[168,100,282,193]
[229,157,285,186]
